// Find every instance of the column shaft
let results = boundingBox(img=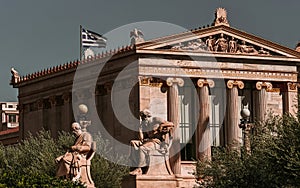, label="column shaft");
[196,79,214,160]
[256,82,272,122]
[167,77,183,176]
[168,82,181,175]
[226,86,240,148]
[226,80,244,149]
